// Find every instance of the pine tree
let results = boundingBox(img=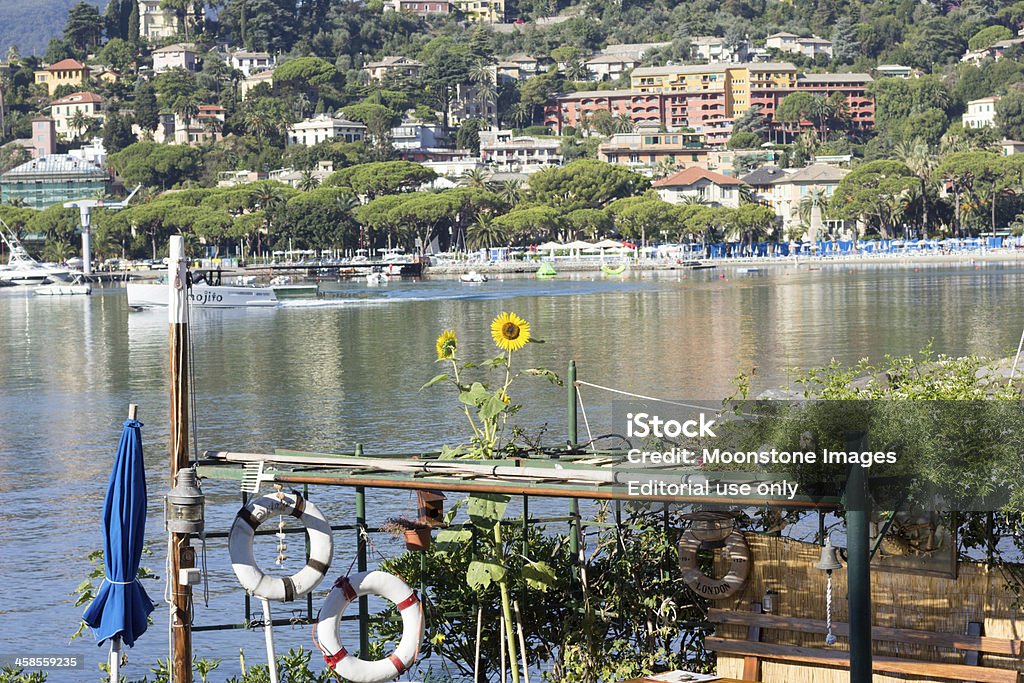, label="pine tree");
[134,82,159,131]
[104,0,123,41]
[127,0,140,43]
[831,15,858,64]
